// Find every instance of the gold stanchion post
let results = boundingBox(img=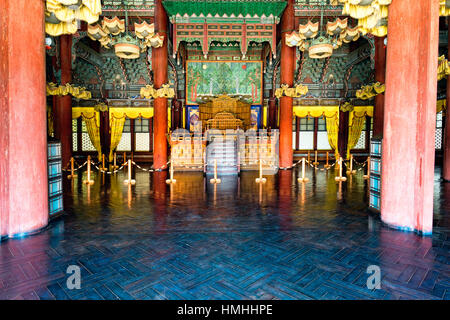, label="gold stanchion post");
[324,151,330,169]
[313,150,319,167]
[166,161,177,184]
[346,154,356,175]
[83,155,94,185]
[255,158,267,183]
[68,157,77,179]
[124,159,136,185]
[297,157,310,183]
[335,157,347,182]
[112,152,119,170]
[210,159,221,184]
